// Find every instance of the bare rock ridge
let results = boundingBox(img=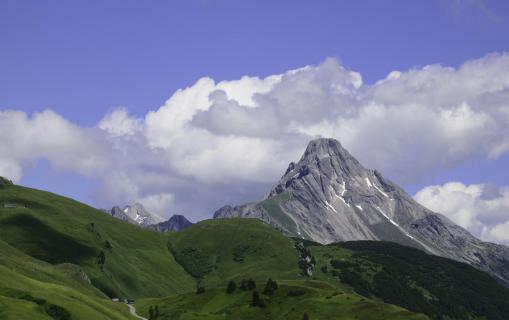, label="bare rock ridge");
[106,203,163,227]
[147,214,193,232]
[104,203,193,232]
[107,206,137,224]
[214,138,509,286]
